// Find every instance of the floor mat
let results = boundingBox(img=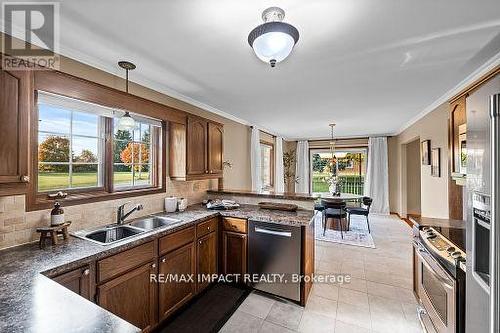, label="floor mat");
[315,212,376,248]
[155,283,250,333]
